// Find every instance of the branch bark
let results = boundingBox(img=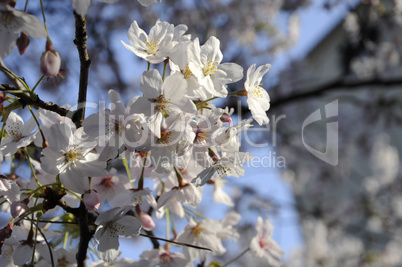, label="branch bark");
[270,77,402,110]
[72,12,92,267]
[0,84,72,117]
[72,11,91,127]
